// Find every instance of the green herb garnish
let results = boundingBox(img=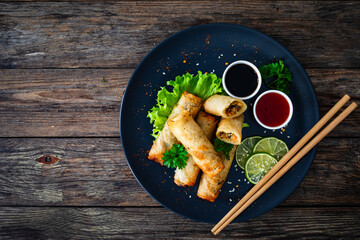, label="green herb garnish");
[162,143,189,169]
[101,76,107,83]
[214,138,233,160]
[147,71,224,139]
[242,123,250,128]
[259,60,292,94]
